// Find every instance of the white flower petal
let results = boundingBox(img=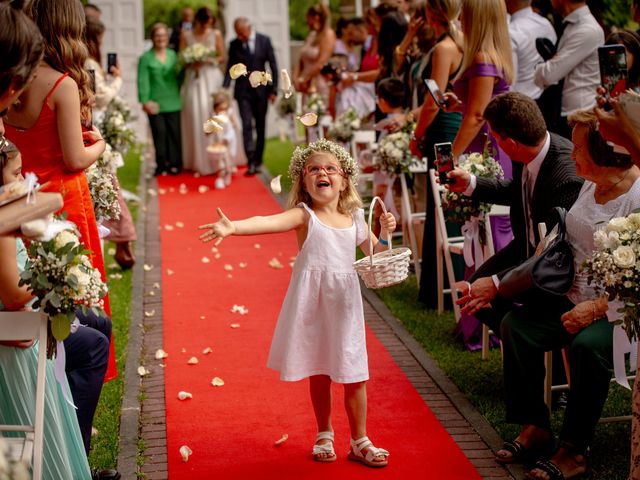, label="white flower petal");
[274,433,289,446]
[230,323,240,329]
[144,310,155,317]
[137,366,149,377]
[198,185,209,194]
[155,349,169,360]
[254,243,261,249]
[297,112,318,126]
[201,256,211,263]
[224,264,233,271]
[269,258,284,269]
[280,69,293,98]
[143,264,154,271]
[202,347,213,354]
[229,63,248,79]
[249,70,263,88]
[167,269,174,276]
[187,356,198,365]
[270,174,282,194]
[211,377,225,386]
[179,445,193,462]
[176,221,185,228]
[178,391,193,400]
